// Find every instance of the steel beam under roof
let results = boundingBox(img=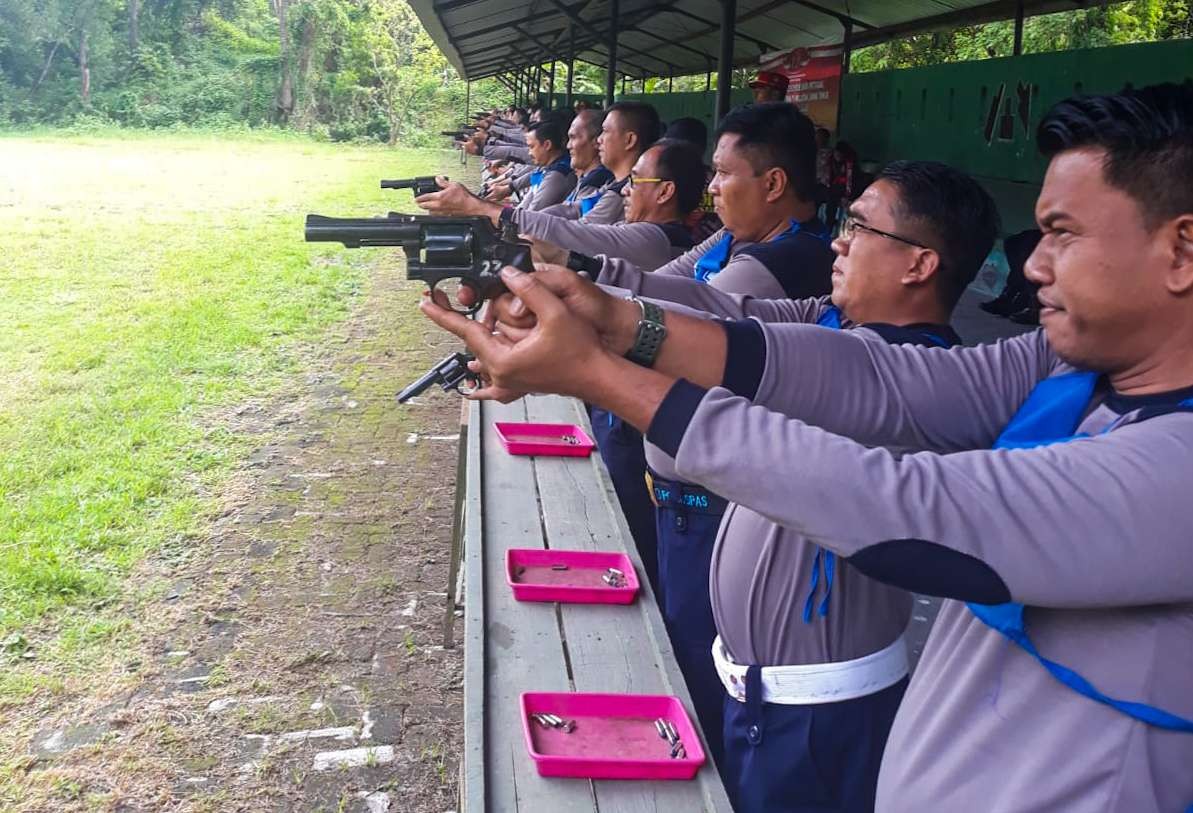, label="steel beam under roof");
[410,0,1111,82]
